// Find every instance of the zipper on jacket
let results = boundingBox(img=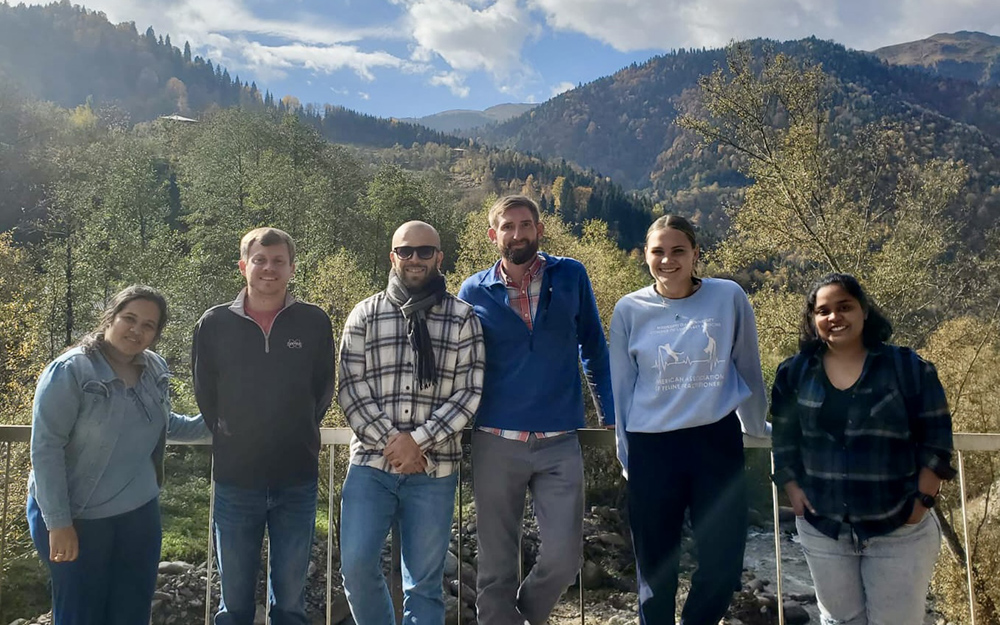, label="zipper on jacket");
[236,303,292,354]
